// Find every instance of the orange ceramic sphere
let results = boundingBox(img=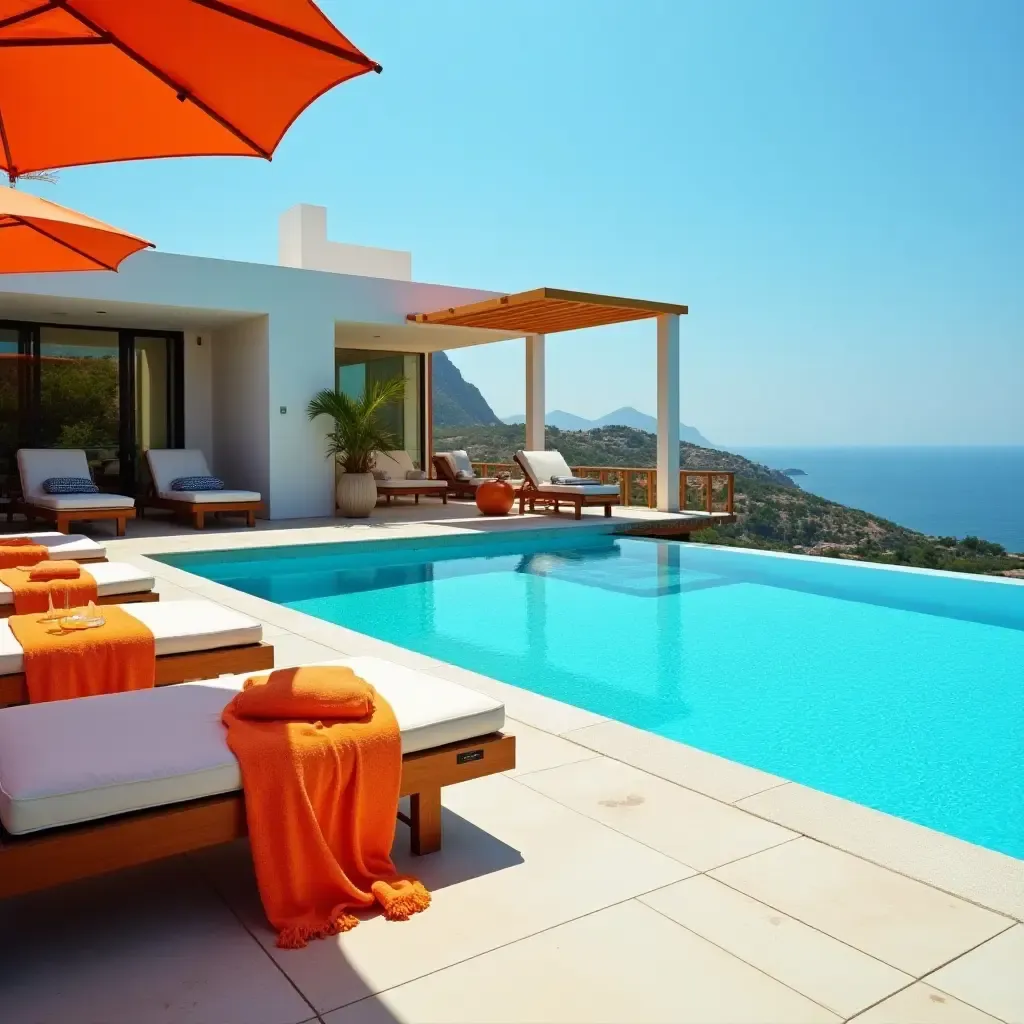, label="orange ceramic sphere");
[475,479,516,516]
